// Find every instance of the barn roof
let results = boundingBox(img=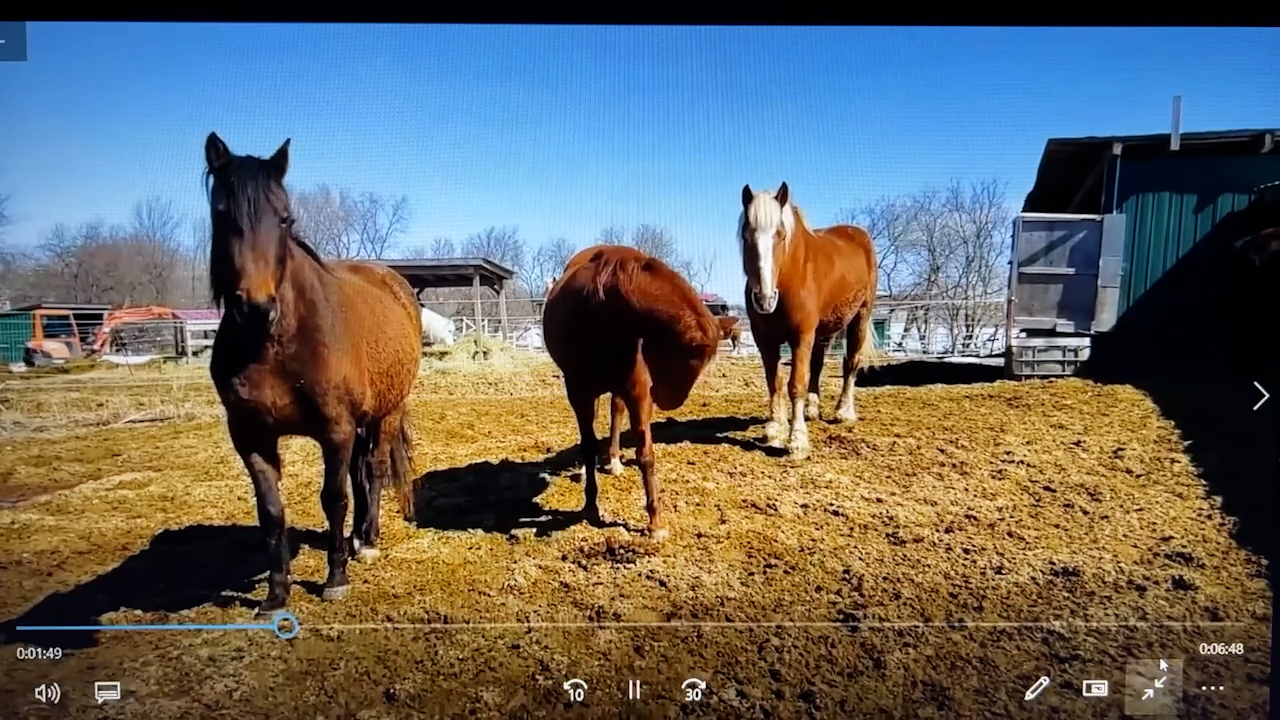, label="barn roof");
[1023,128,1277,214]
[382,257,515,292]
[4,302,112,313]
